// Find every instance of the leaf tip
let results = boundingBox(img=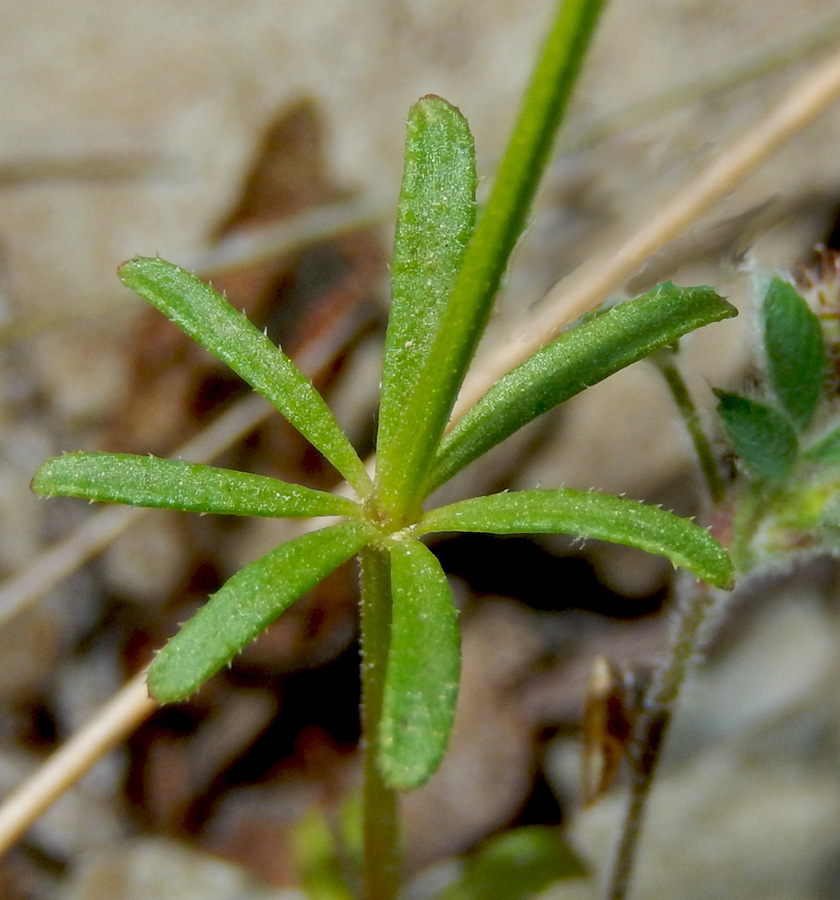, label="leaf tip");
[116,255,144,281]
[701,548,735,591]
[30,459,56,497]
[146,661,190,706]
